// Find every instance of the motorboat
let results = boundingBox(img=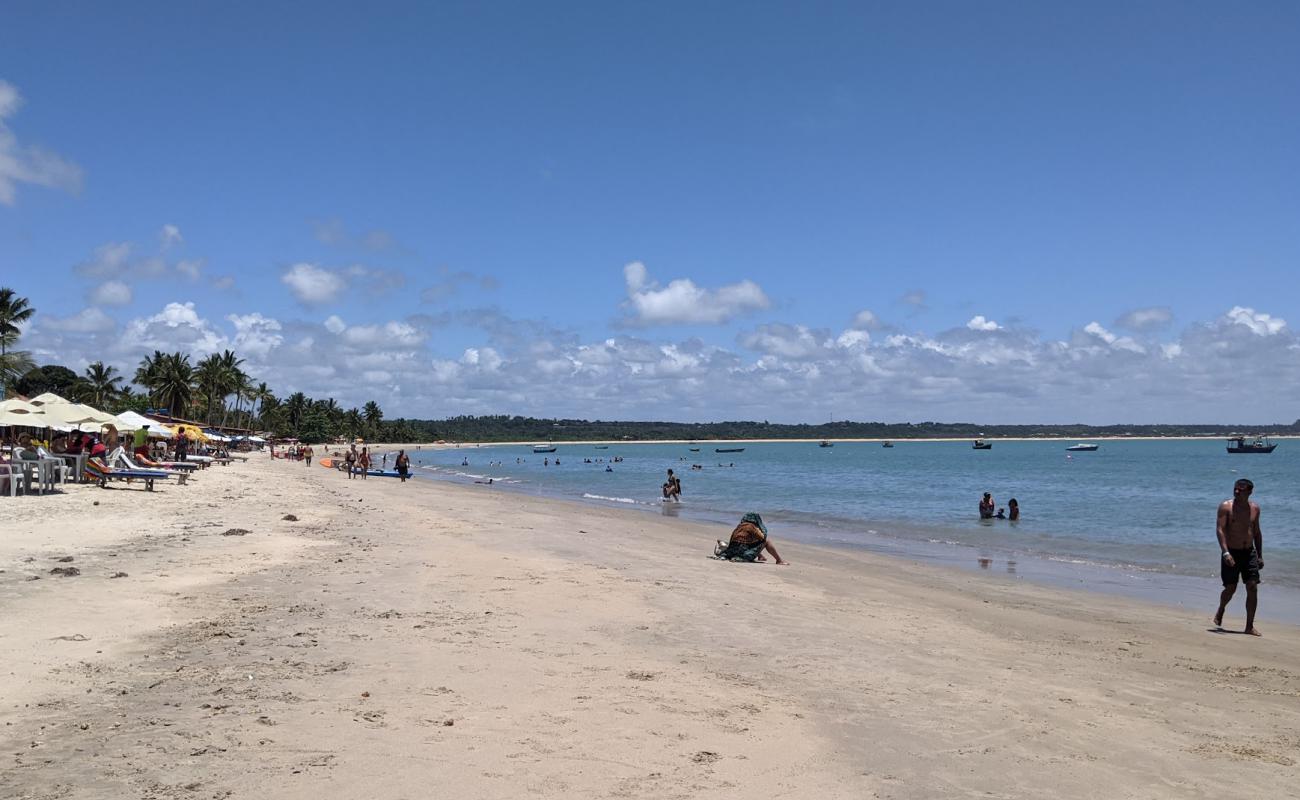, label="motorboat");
[882,441,894,448]
[532,445,557,453]
[1227,436,1276,454]
[1066,443,1099,452]
[715,447,745,453]
[819,440,833,448]
[972,440,992,450]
